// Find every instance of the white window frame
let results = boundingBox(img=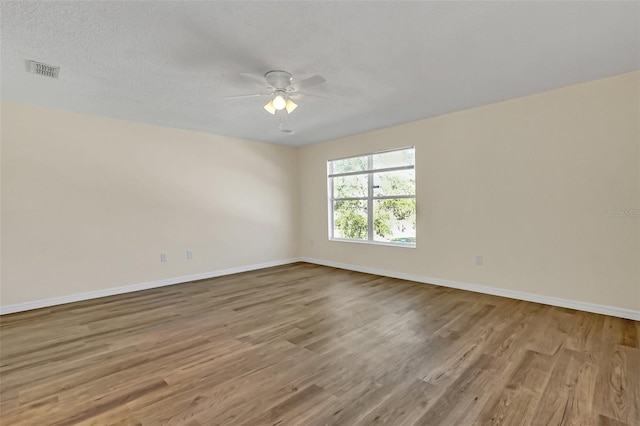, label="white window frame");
[328,147,416,248]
